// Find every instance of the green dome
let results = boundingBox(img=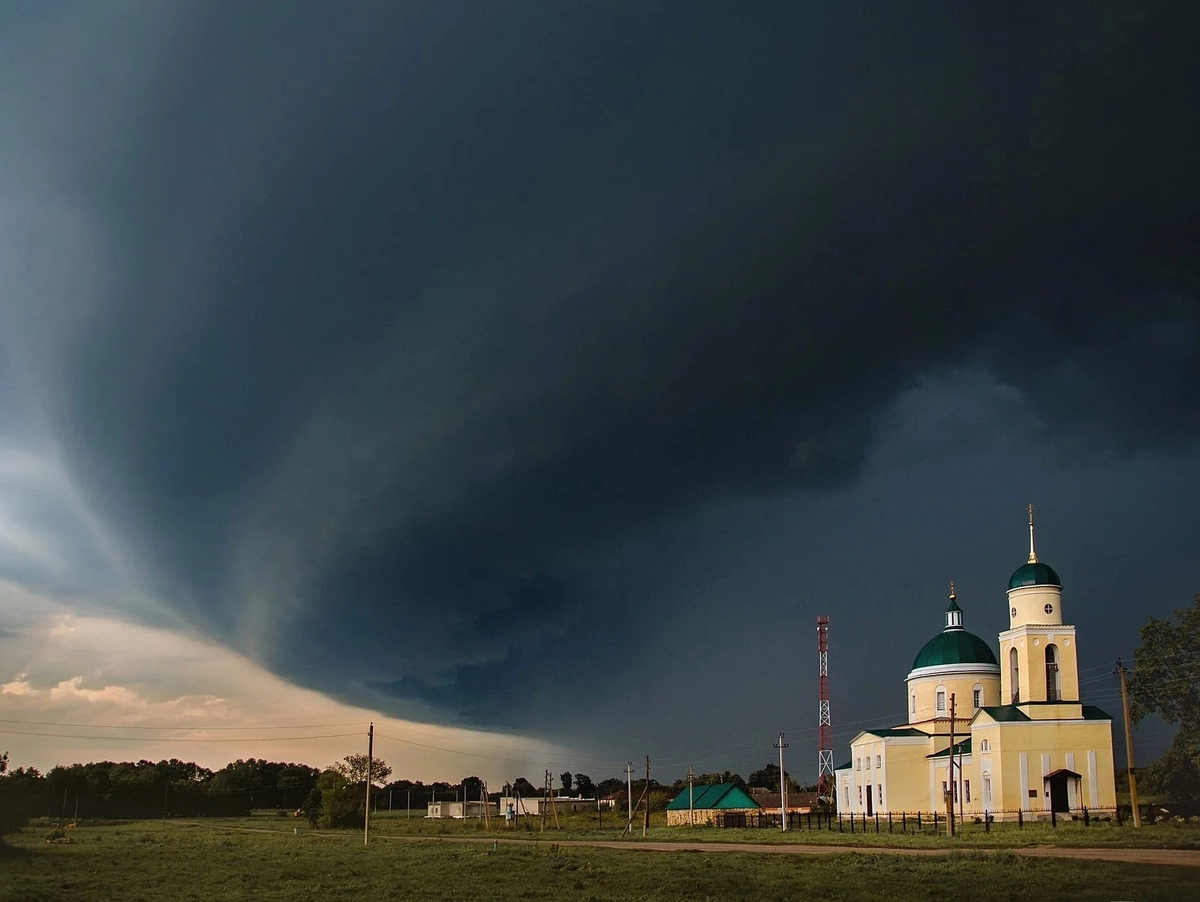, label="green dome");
[911,630,998,670]
[1008,562,1062,590]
